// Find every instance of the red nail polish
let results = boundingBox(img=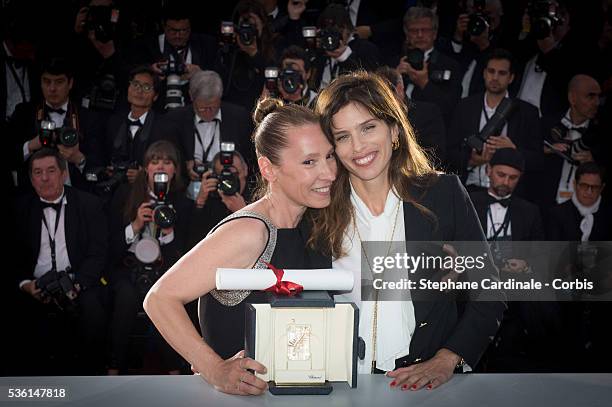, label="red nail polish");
[427,384,432,390]
[390,381,397,387]
[402,384,409,390]
[411,384,417,390]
